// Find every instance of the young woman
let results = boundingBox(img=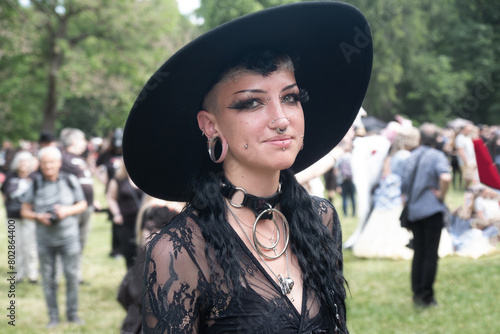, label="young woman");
[123,2,372,333]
